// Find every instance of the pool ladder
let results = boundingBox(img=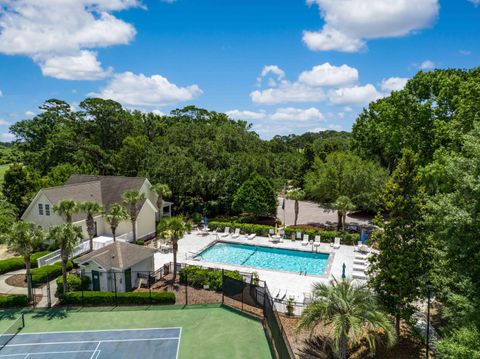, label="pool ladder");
[299,270,307,276]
